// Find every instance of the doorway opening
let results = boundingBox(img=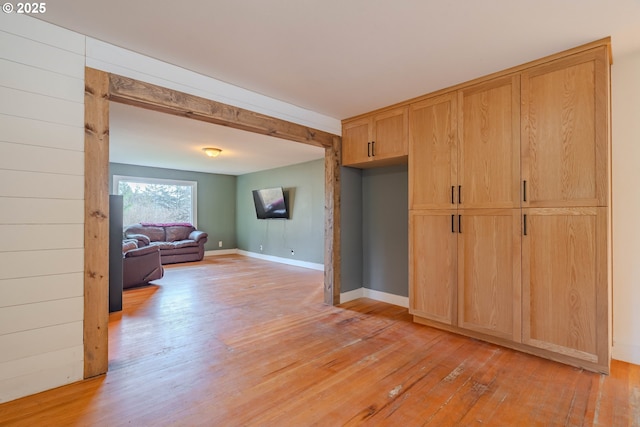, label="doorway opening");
[84,68,342,378]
